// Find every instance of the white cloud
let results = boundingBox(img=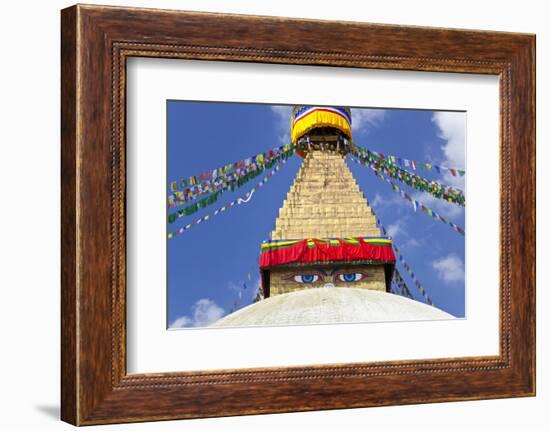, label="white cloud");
[369,193,384,208]
[386,222,403,239]
[403,237,421,249]
[432,112,465,168]
[369,192,407,213]
[352,108,386,133]
[379,218,420,249]
[169,298,225,328]
[271,105,293,144]
[432,254,465,284]
[432,111,466,189]
[169,315,191,328]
